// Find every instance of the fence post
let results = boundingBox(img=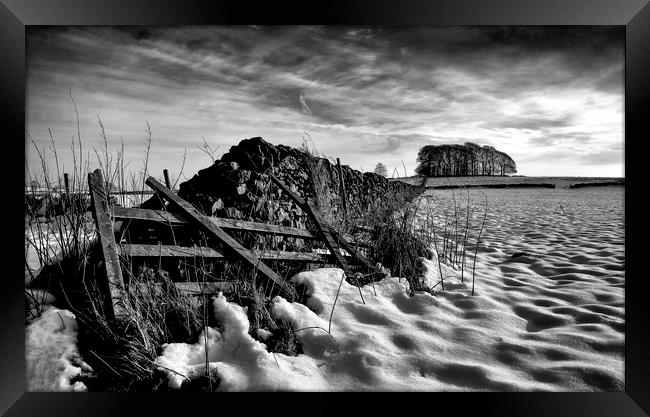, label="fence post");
[88,169,129,321]
[64,173,70,194]
[163,169,171,189]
